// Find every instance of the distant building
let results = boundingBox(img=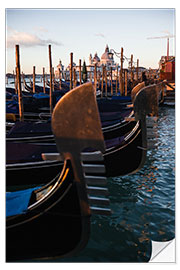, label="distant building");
[55,60,64,78]
[88,44,117,71]
[100,45,115,66]
[159,56,175,81]
[159,55,174,70]
[54,45,148,81]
